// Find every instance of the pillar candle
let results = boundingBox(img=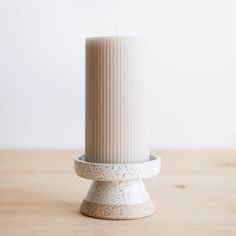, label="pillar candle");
[85,37,149,164]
